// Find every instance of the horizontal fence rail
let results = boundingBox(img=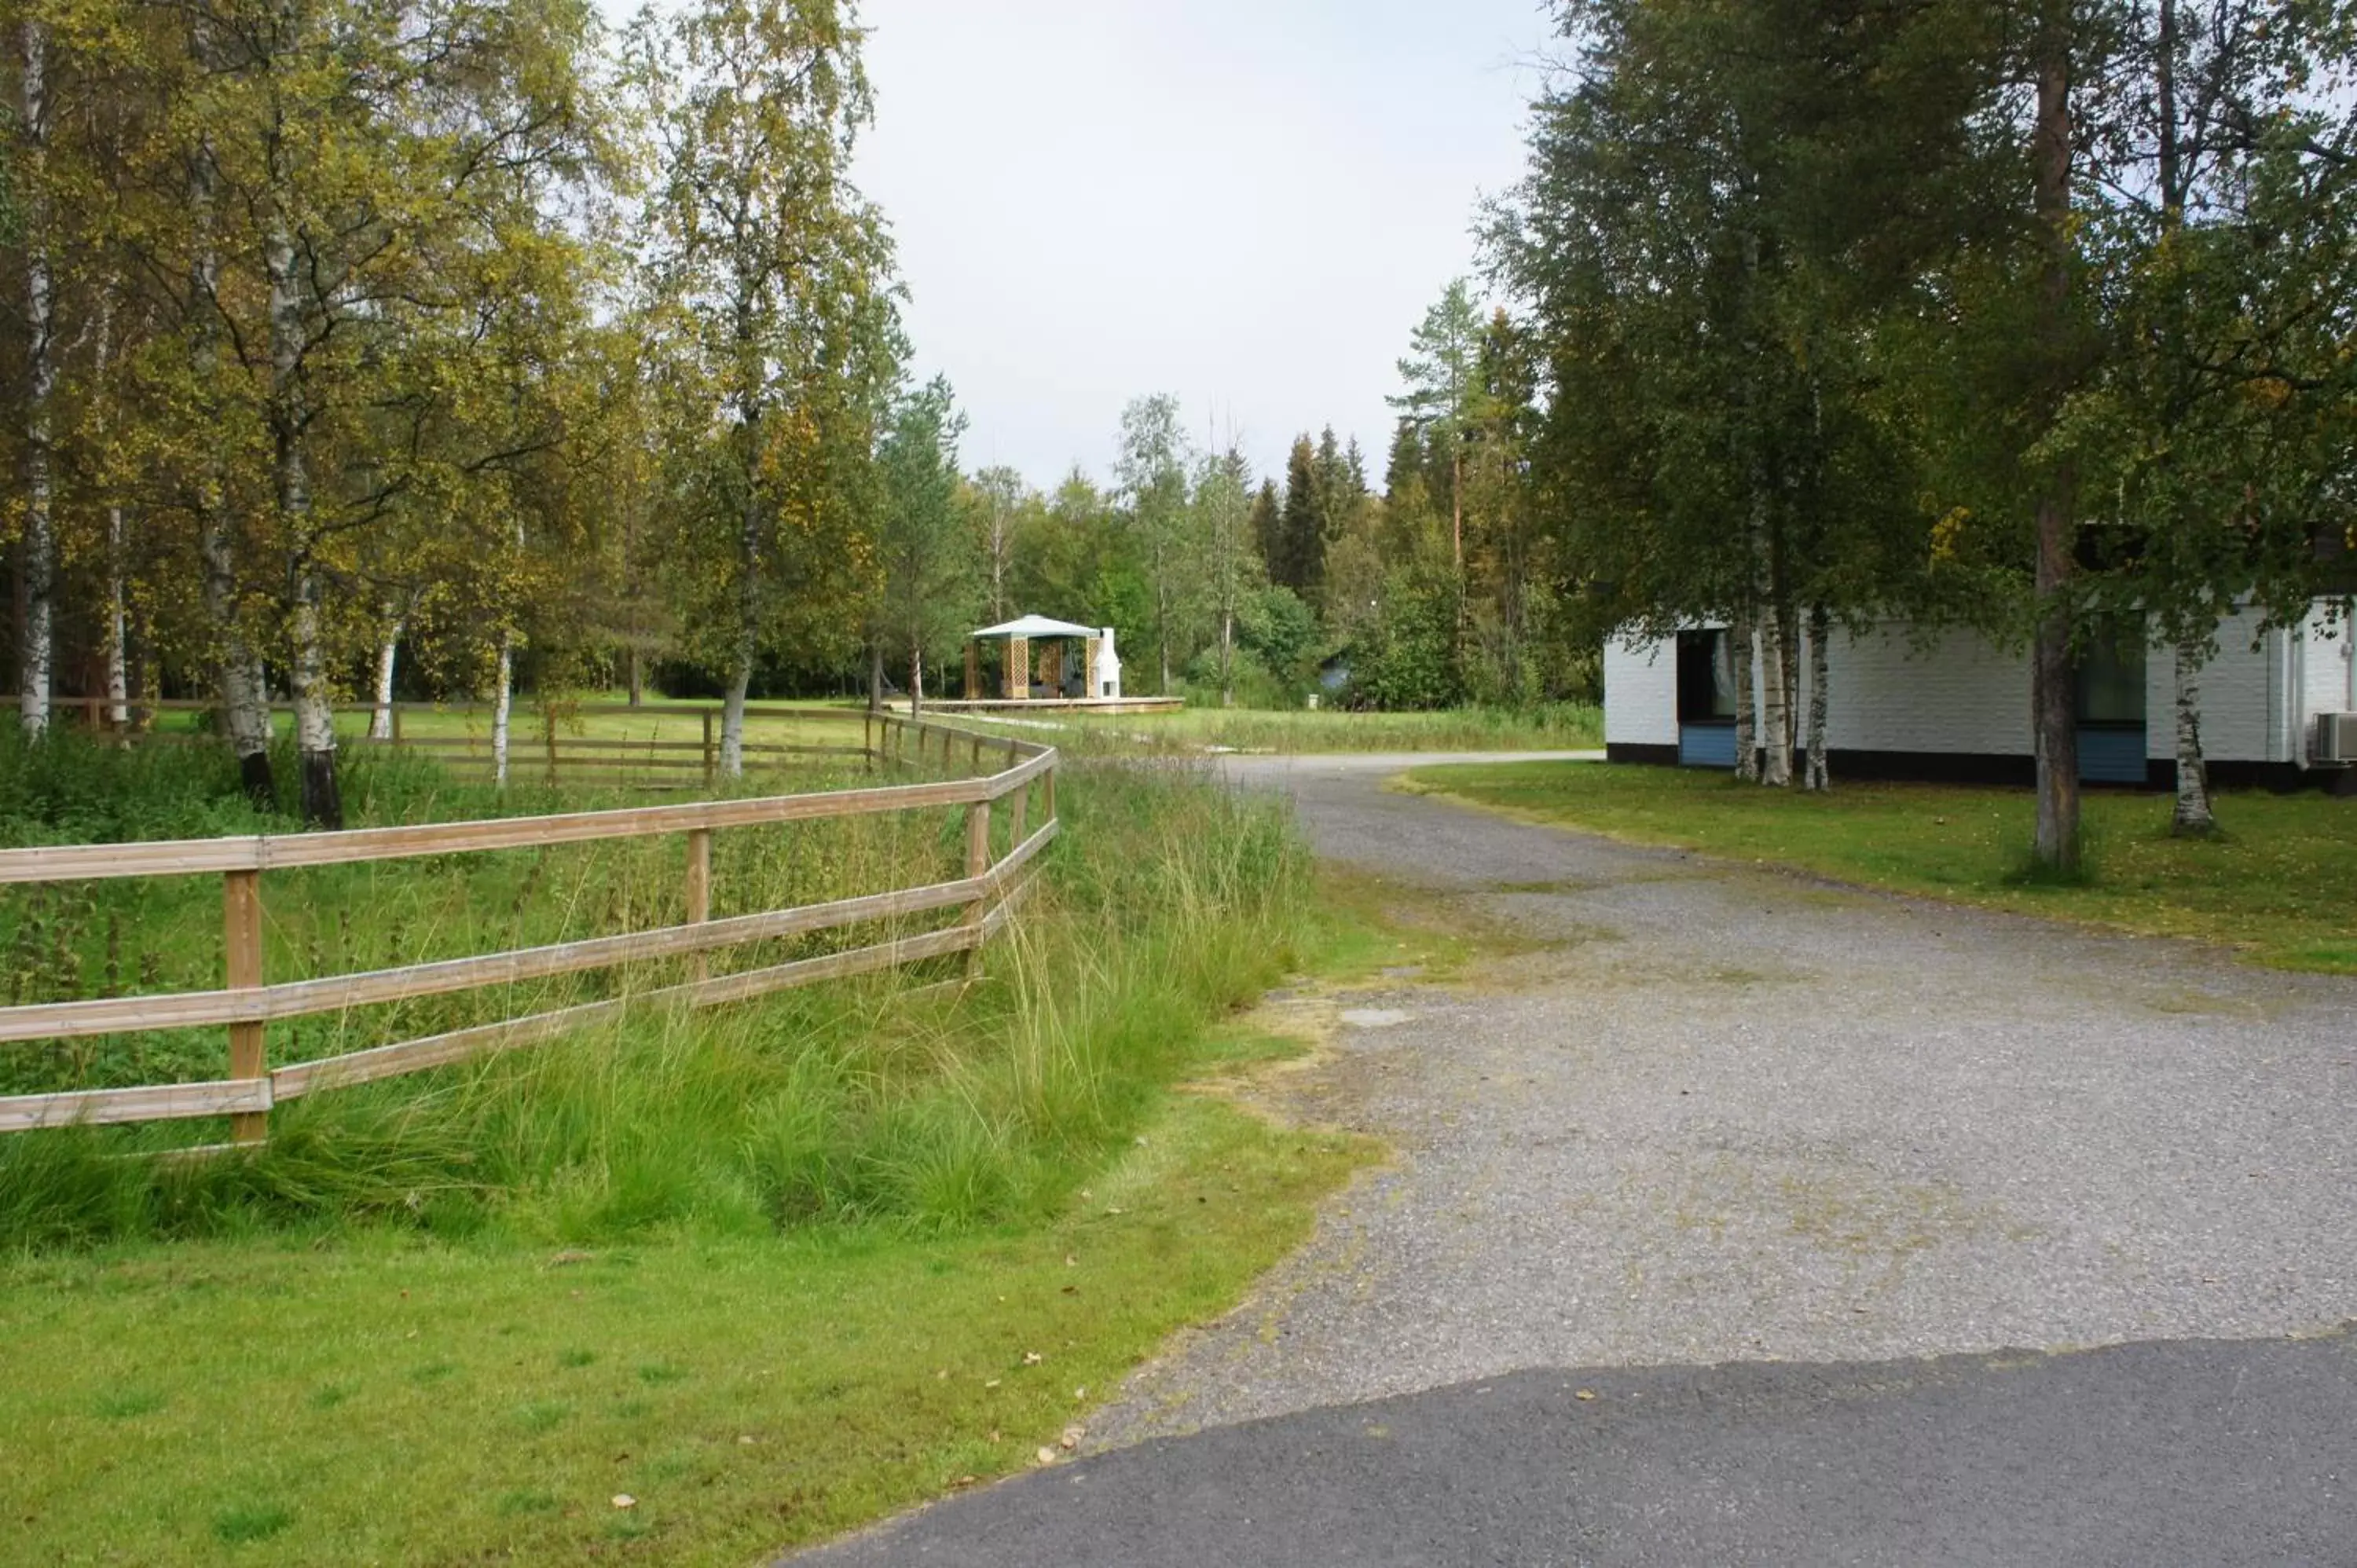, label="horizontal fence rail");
[0,714,1058,1142]
[53,696,885,787]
